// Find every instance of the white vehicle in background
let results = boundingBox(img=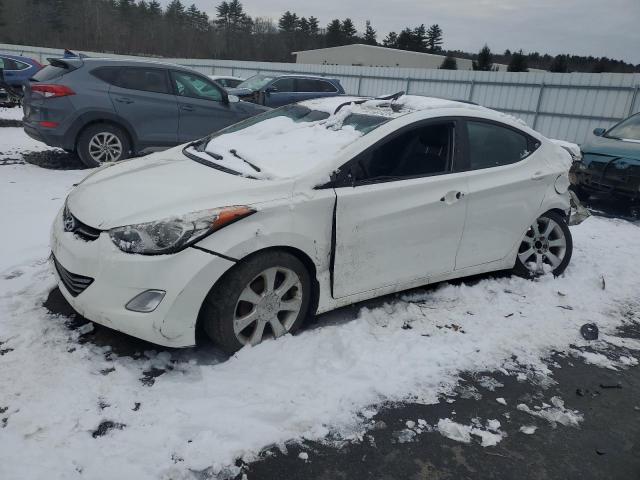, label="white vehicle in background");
[208,75,245,89]
[50,94,577,354]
